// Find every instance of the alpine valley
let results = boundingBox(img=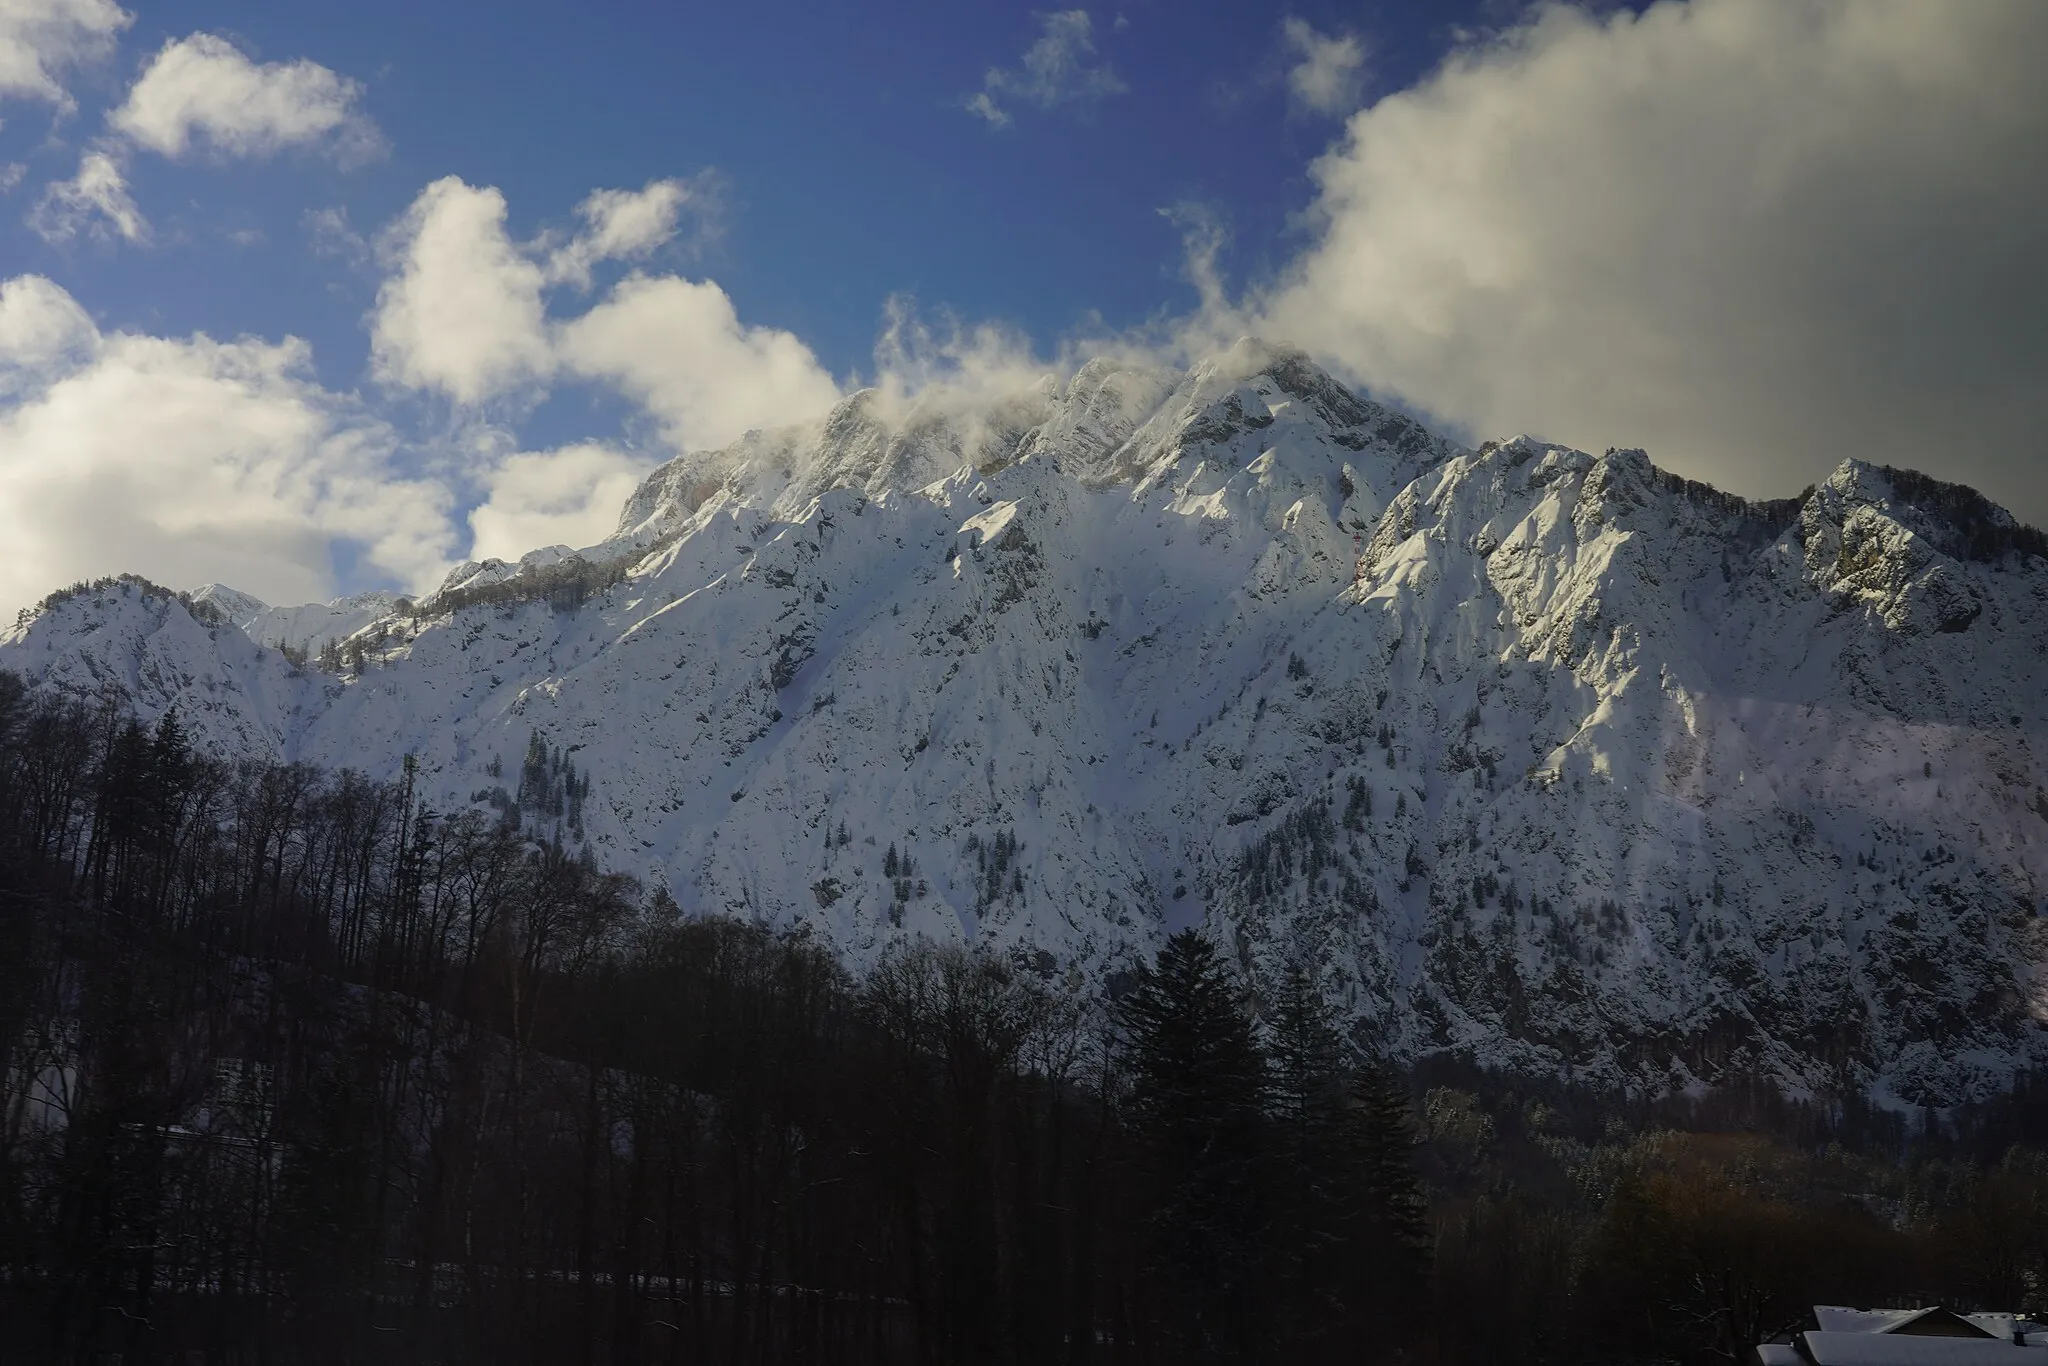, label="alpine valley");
[9,339,2046,1105]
